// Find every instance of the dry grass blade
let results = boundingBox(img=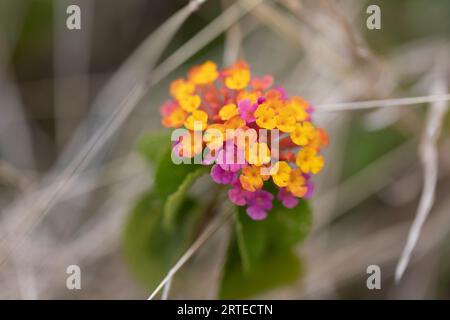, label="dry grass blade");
[314,139,417,231]
[240,0,303,49]
[161,278,172,300]
[148,0,264,86]
[0,0,209,255]
[223,23,243,66]
[316,94,450,112]
[148,207,233,300]
[395,62,449,282]
[1,0,265,249]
